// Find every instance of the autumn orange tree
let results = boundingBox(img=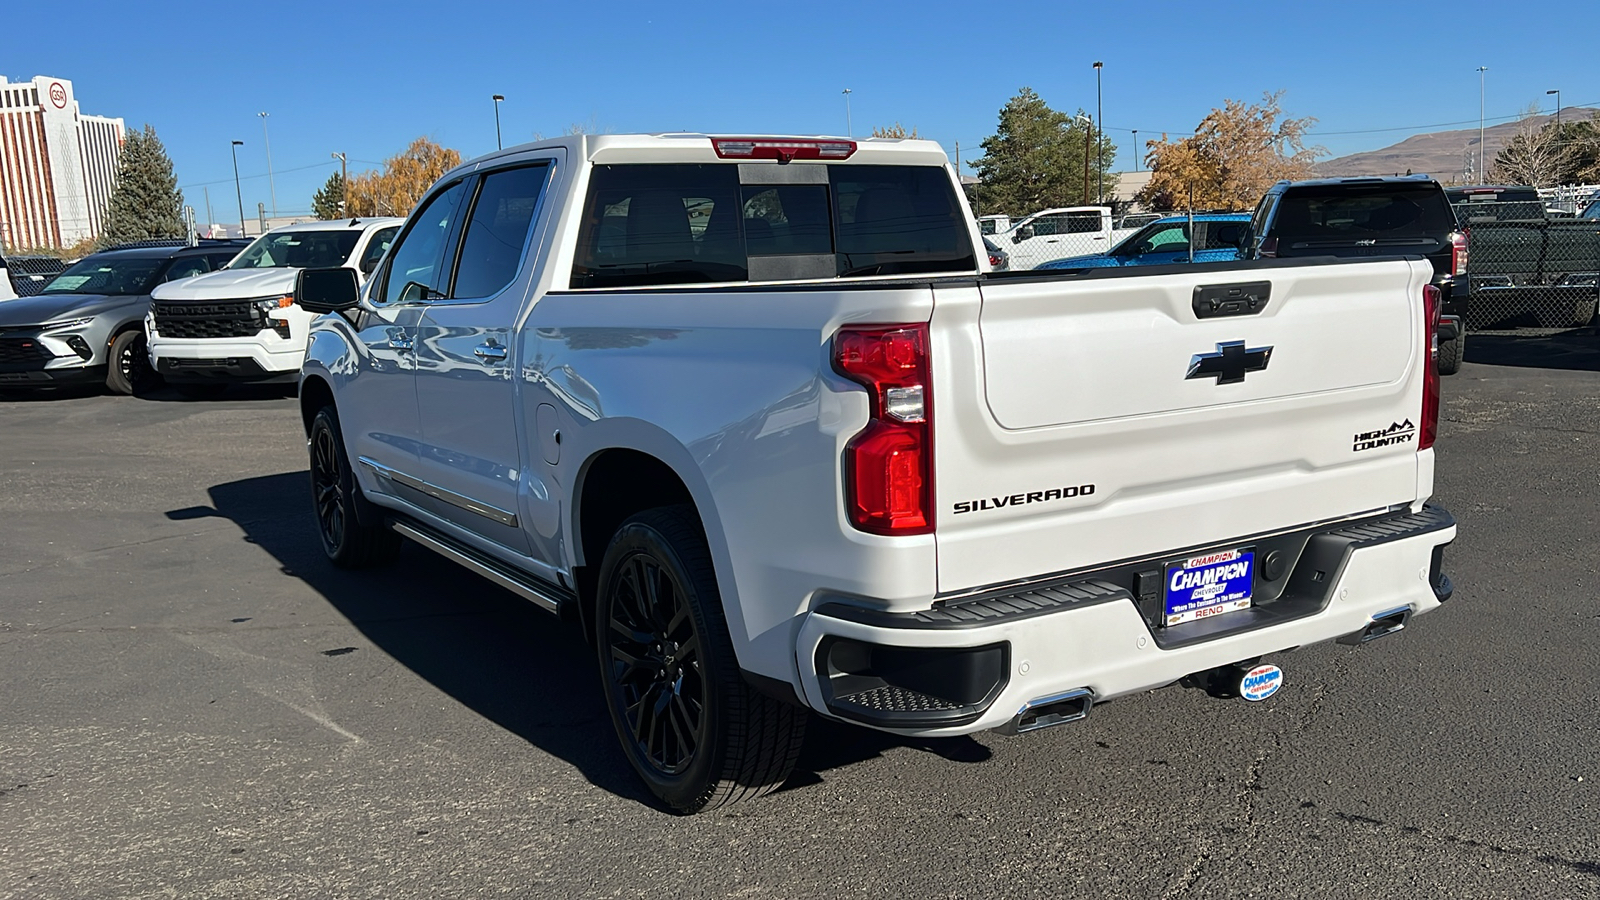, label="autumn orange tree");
[345,137,462,217]
[1139,92,1322,211]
